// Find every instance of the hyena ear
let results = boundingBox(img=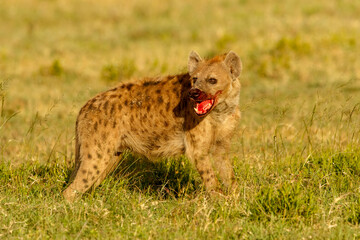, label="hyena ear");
[224,51,242,79]
[188,51,202,74]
